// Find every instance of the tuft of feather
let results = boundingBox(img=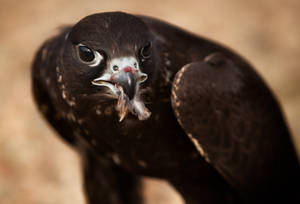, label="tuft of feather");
[116,85,128,121]
[116,85,151,121]
[129,98,151,120]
